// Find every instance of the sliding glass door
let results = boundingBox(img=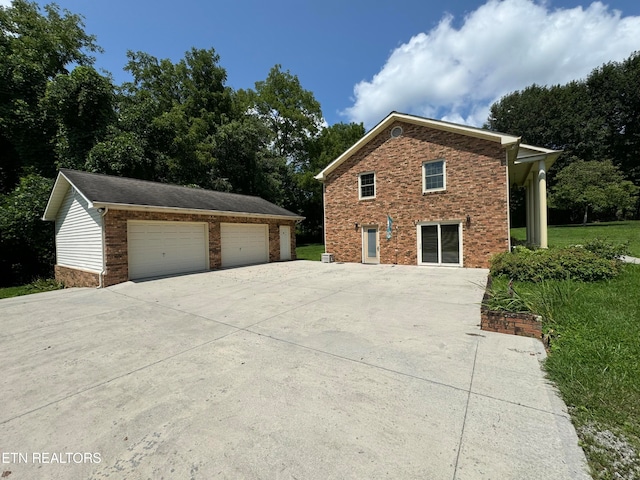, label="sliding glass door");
[419,223,461,265]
